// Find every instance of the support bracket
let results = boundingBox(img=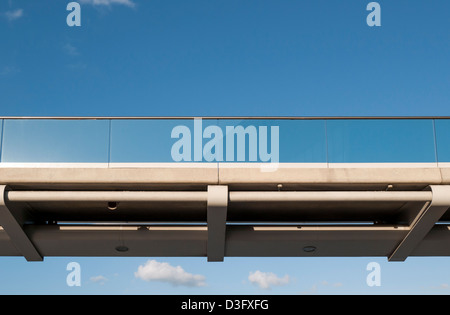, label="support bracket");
[0,186,43,261]
[389,185,450,262]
